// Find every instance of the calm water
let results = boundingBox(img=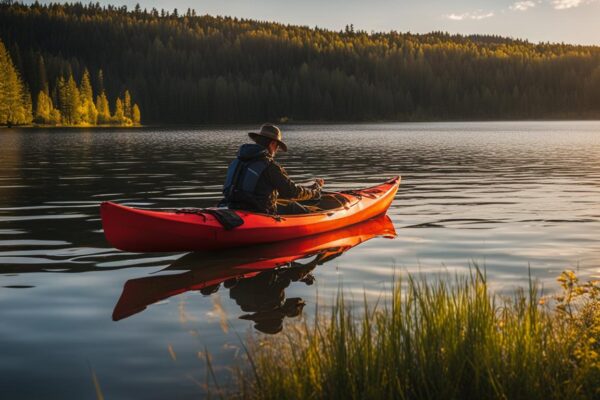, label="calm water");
[1,122,600,398]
